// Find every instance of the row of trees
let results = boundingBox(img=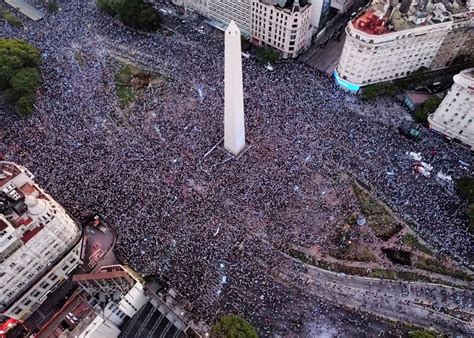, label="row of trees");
[0,39,41,116]
[96,0,162,32]
[361,67,428,101]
